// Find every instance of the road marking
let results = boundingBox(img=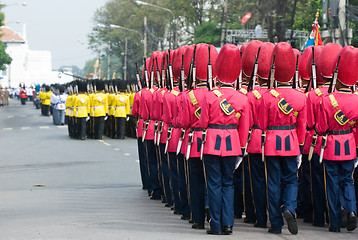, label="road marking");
[7,115,14,118]
[21,127,30,130]
[124,153,131,156]
[136,160,140,163]
[57,126,67,129]
[3,128,13,131]
[114,148,120,151]
[39,126,50,129]
[99,140,111,146]
[20,115,27,118]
